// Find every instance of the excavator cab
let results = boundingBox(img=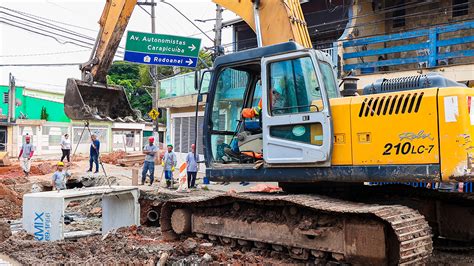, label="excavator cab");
[64,78,138,121]
[203,42,336,176]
